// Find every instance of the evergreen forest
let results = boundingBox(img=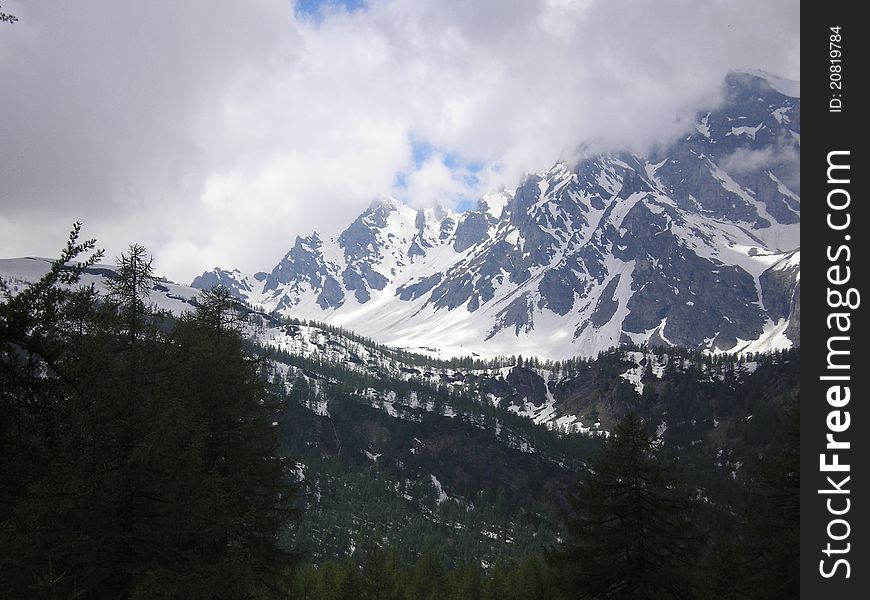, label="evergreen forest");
[1,228,799,599]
